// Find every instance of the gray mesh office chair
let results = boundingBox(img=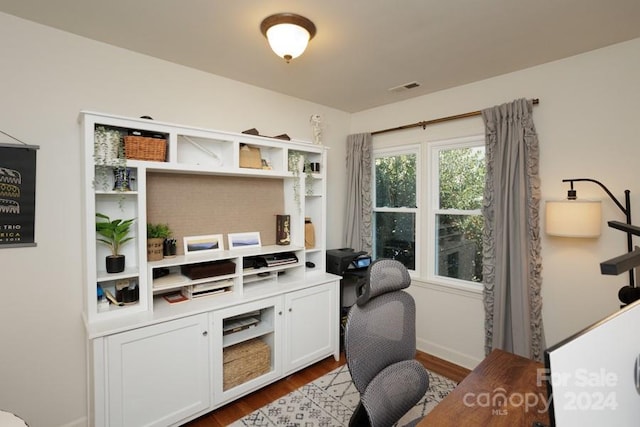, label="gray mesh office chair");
[344,259,429,427]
